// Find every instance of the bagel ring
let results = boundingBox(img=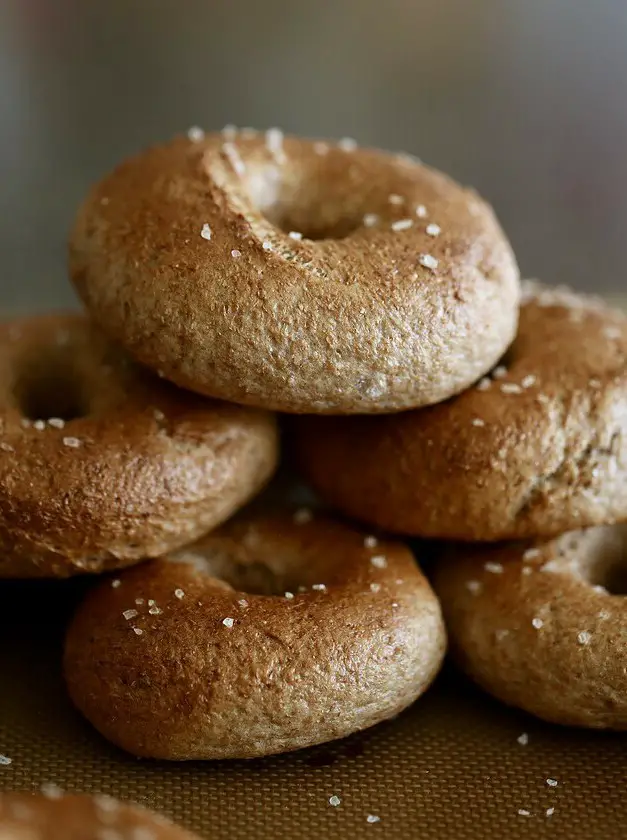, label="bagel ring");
[64,510,446,759]
[433,524,627,729]
[70,128,520,414]
[0,313,278,578]
[292,282,627,540]
[0,792,200,840]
